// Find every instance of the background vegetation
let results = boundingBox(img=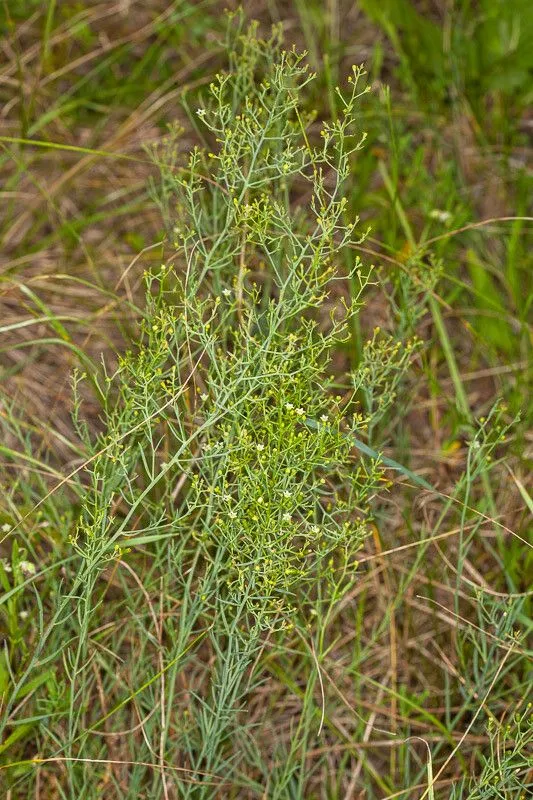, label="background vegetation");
[0,1,531,798]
